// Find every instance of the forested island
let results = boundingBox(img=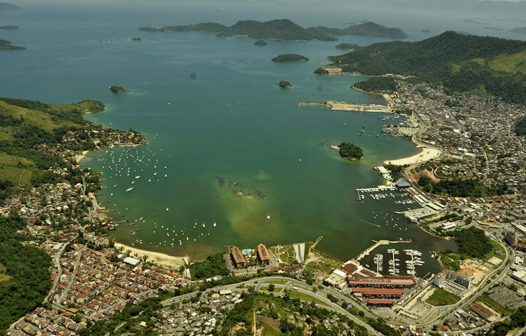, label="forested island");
[254,40,267,46]
[338,142,364,160]
[272,54,308,62]
[109,85,127,94]
[327,31,526,104]
[139,19,407,41]
[0,39,25,51]
[278,80,292,88]
[0,25,19,31]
